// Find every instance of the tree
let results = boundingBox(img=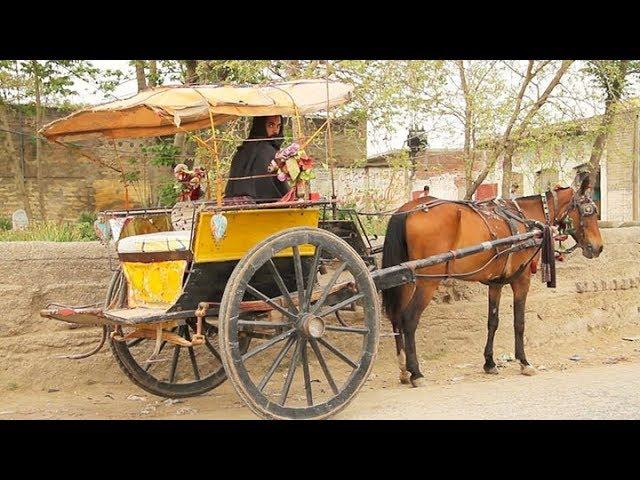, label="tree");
[582,60,640,188]
[1,60,106,220]
[427,60,573,199]
[134,60,147,92]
